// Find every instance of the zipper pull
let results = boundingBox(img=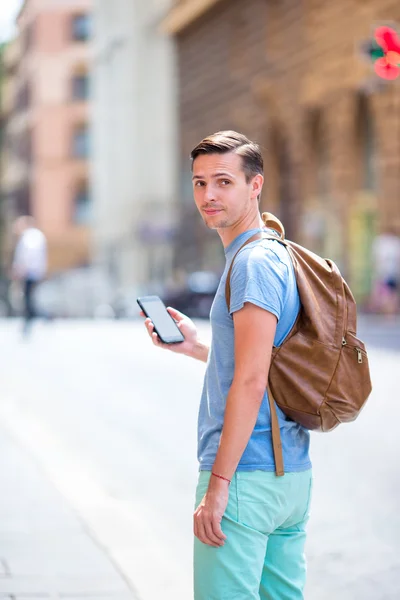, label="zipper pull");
[342,337,347,346]
[355,347,363,364]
